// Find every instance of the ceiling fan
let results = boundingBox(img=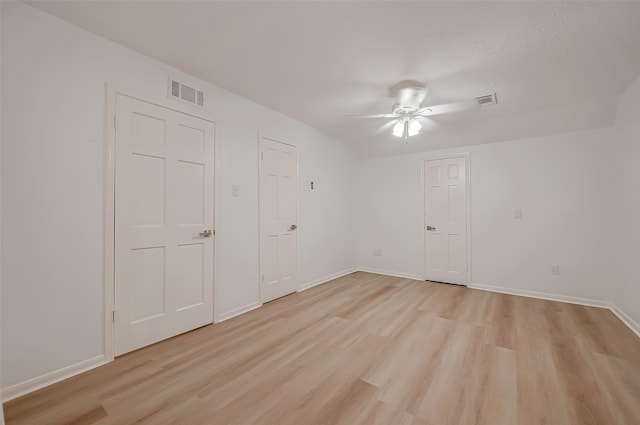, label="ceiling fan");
[348,82,479,143]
